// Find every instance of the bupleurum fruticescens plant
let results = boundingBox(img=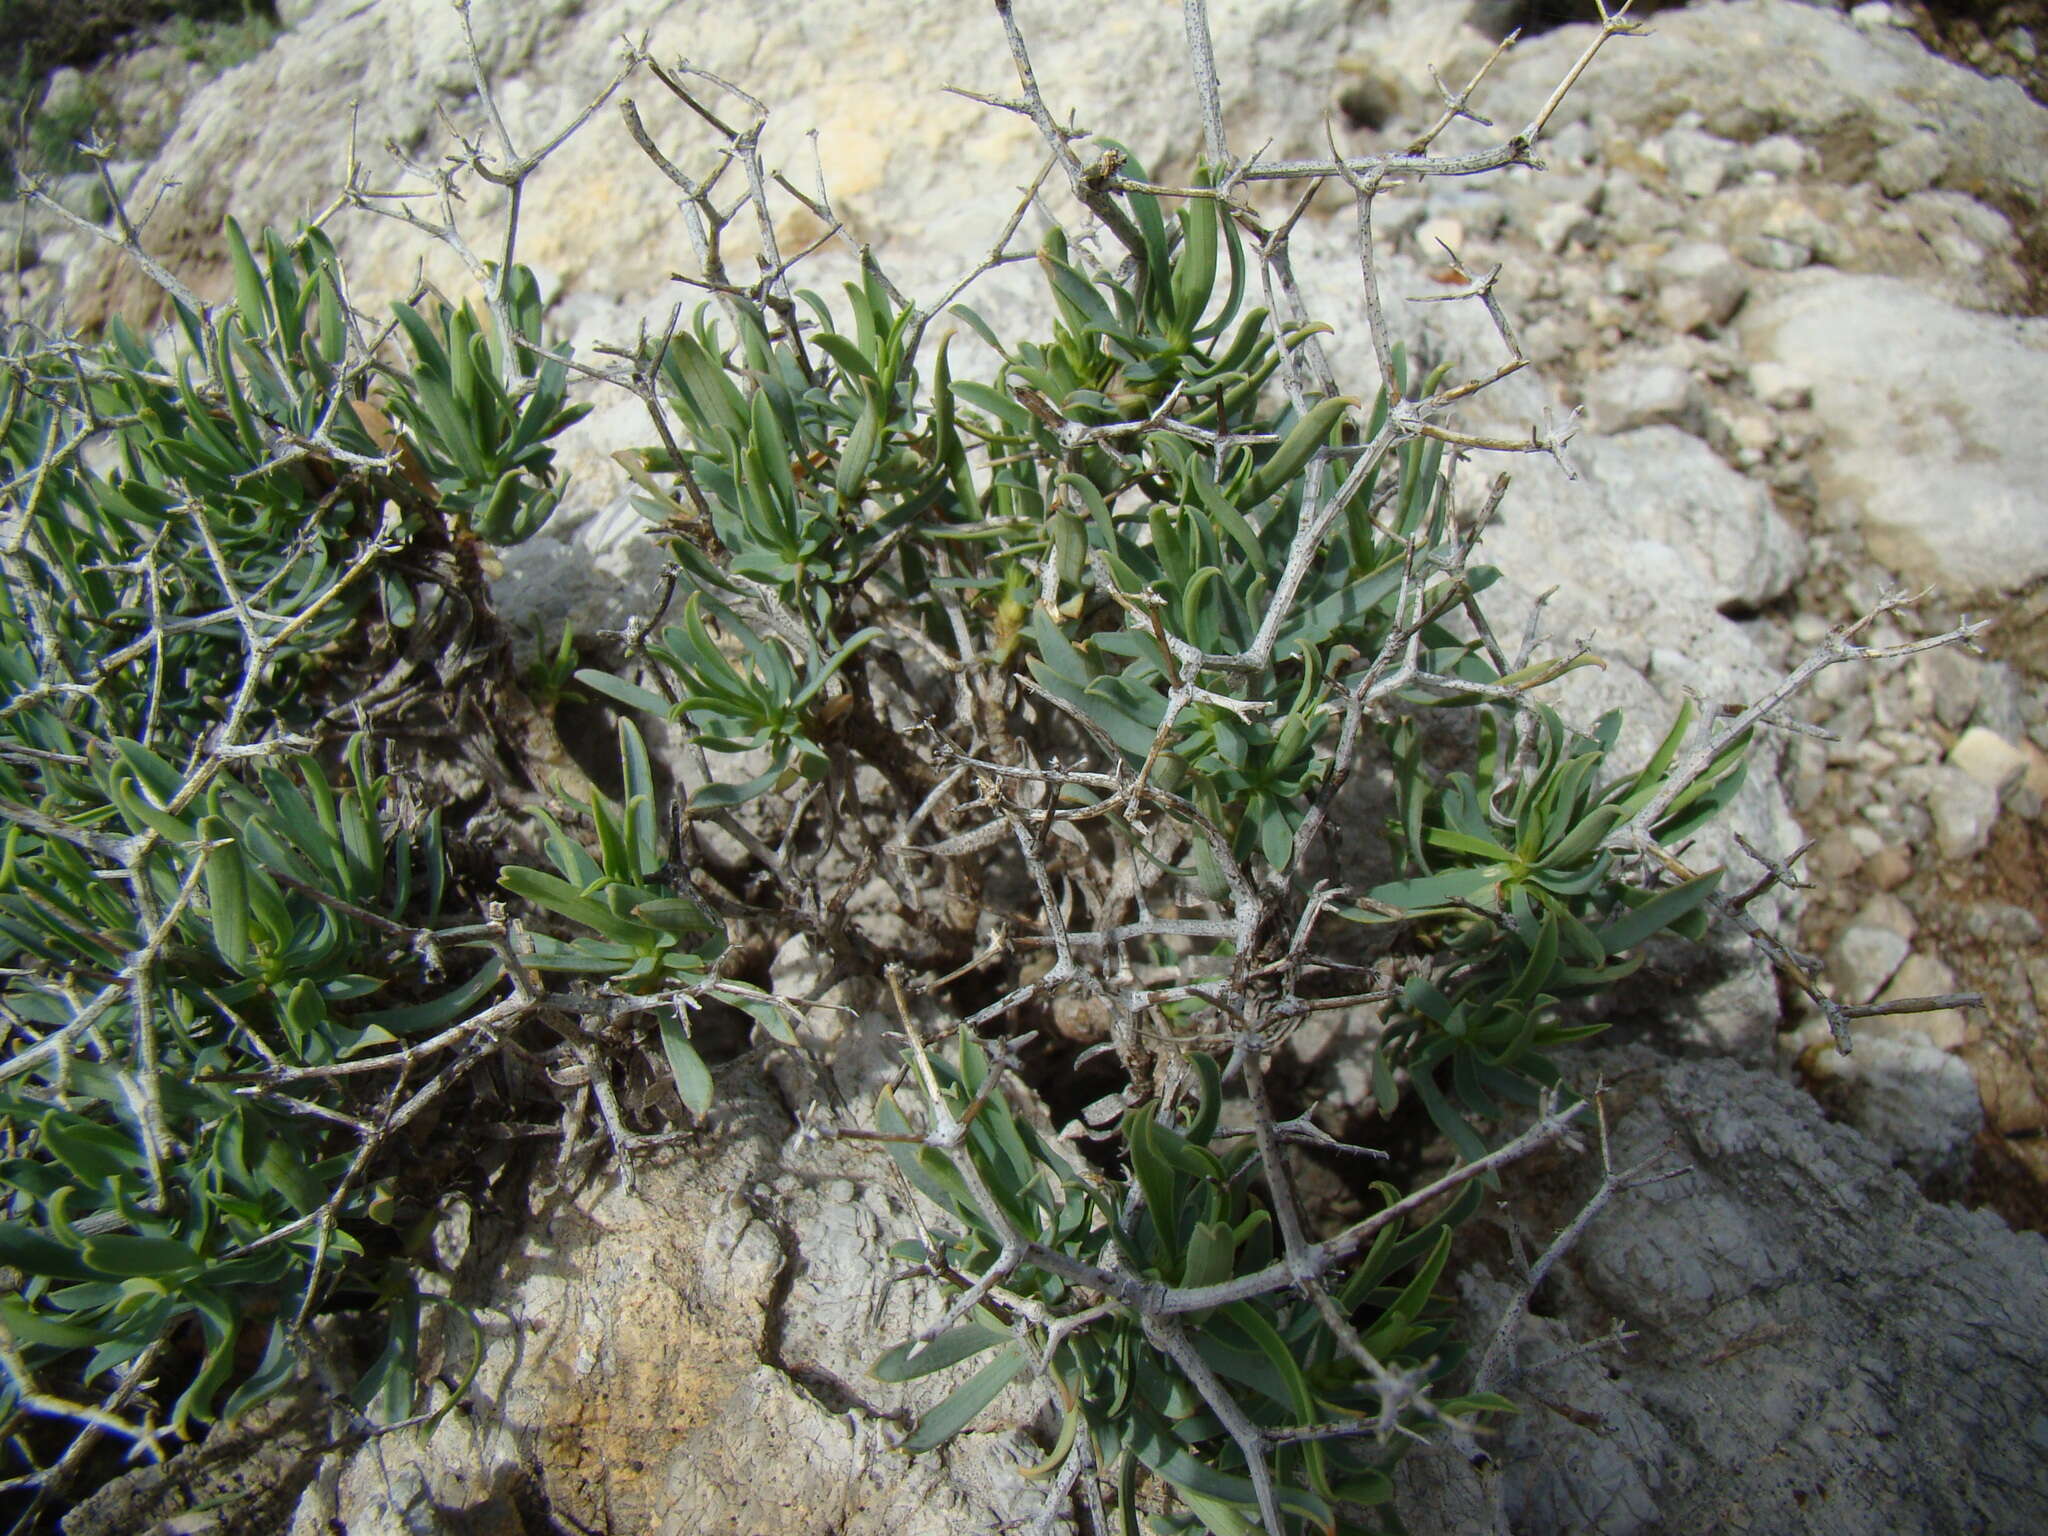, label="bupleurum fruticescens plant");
[0,1,1991,1530]
[0,201,606,1507]
[0,186,681,1521]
